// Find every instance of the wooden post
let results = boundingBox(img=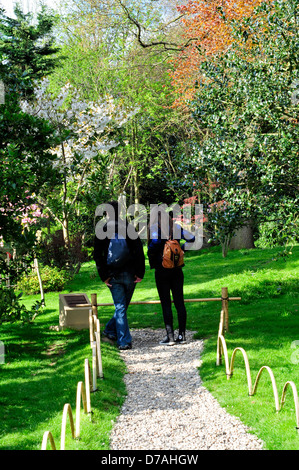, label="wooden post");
[221,287,229,332]
[91,293,98,318]
[34,258,45,305]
